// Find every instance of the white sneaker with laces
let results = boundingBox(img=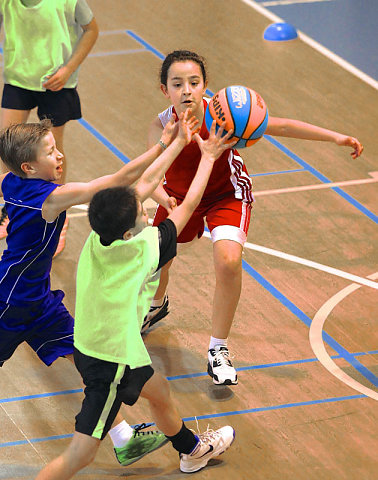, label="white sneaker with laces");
[207,346,238,385]
[180,426,235,473]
